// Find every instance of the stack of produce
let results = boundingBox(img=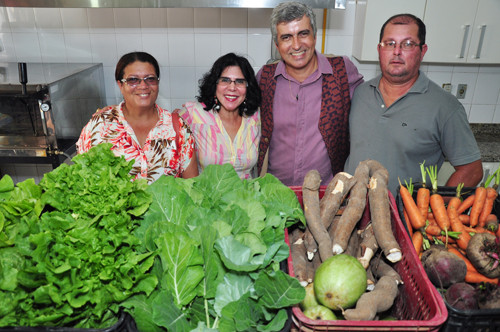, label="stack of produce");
[124,161,307,331]
[0,143,154,328]
[290,159,404,321]
[0,143,307,331]
[400,162,500,311]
